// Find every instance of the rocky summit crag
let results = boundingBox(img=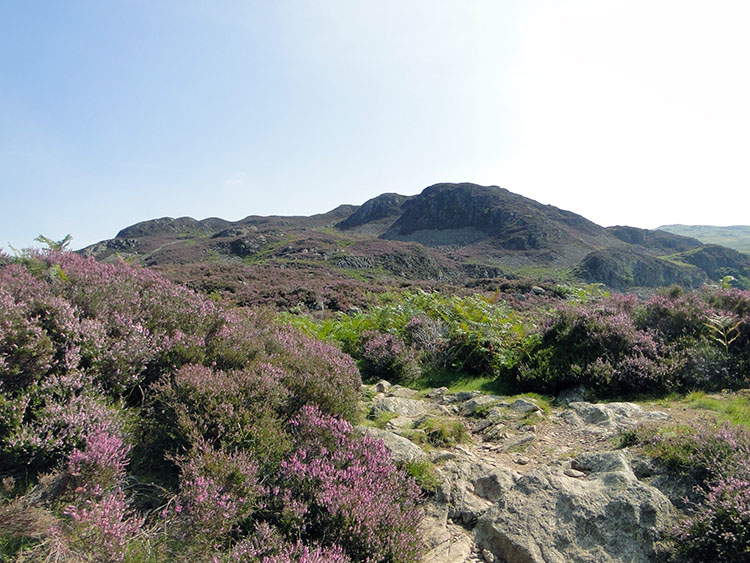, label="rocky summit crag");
[82,183,750,305]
